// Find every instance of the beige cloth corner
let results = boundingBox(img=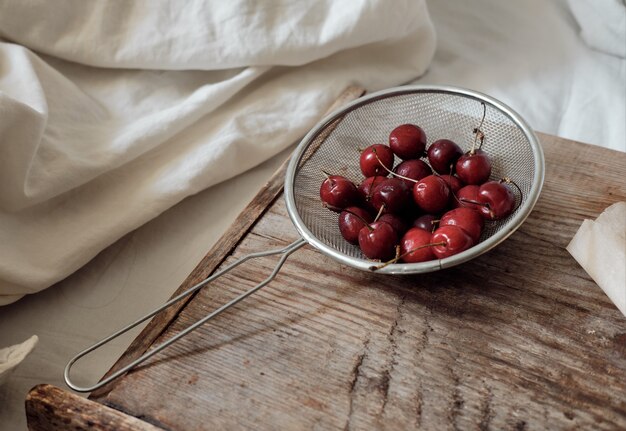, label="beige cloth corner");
[567,202,626,317]
[0,335,38,386]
